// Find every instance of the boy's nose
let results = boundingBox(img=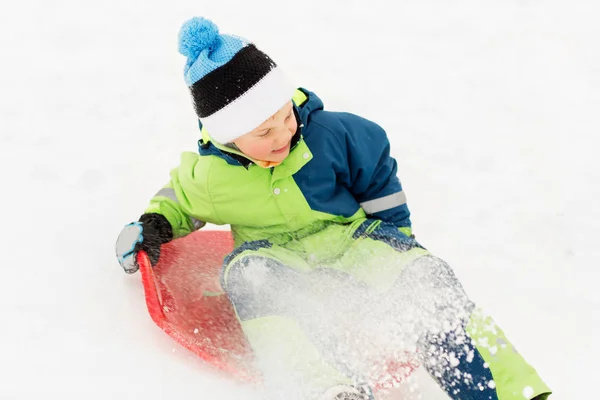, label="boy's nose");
[273,128,293,147]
